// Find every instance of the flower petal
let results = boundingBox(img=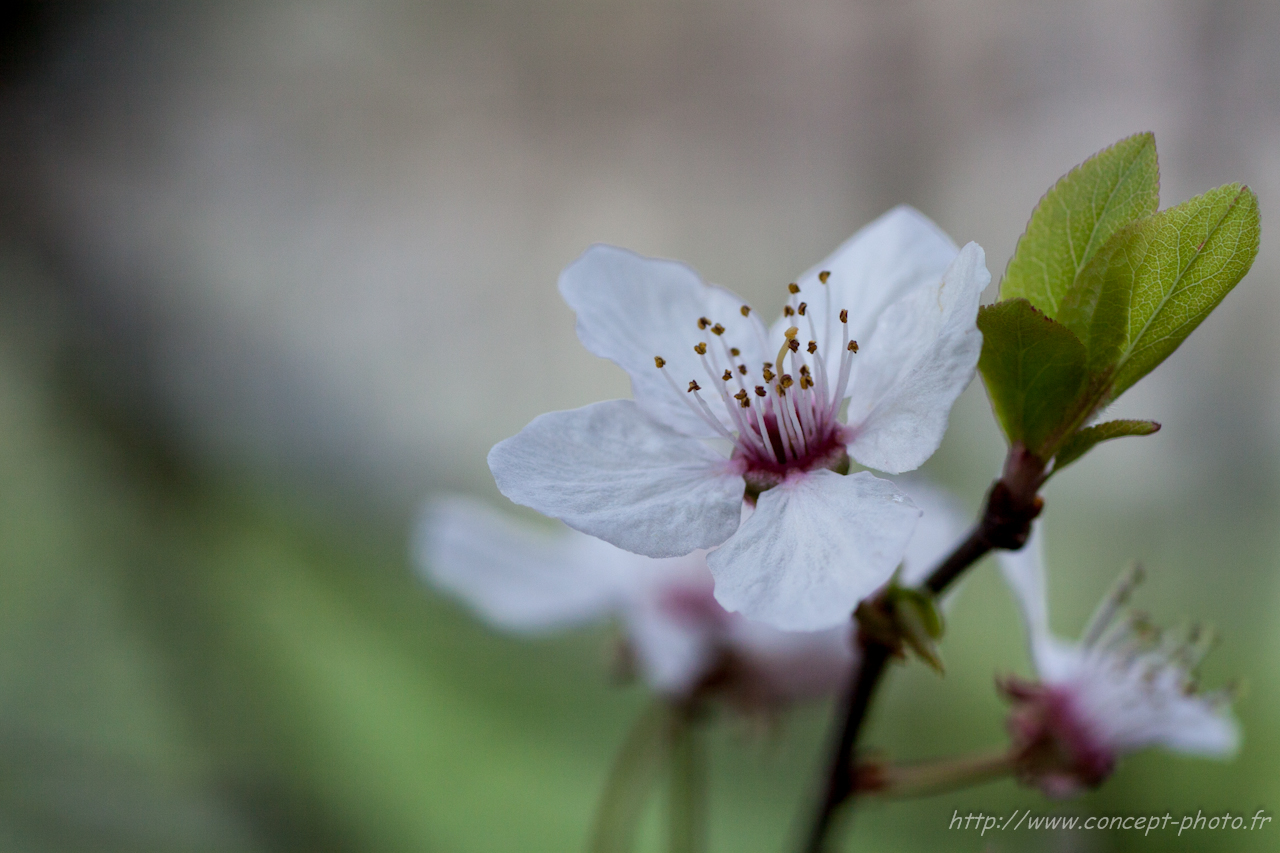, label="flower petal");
[624,598,717,696]
[726,620,855,706]
[489,399,745,557]
[559,244,768,437]
[416,497,630,631]
[769,205,959,361]
[707,470,920,631]
[1148,701,1240,757]
[997,523,1080,680]
[844,242,989,474]
[895,476,969,588]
